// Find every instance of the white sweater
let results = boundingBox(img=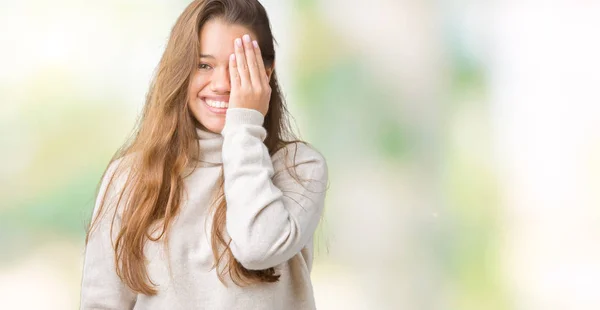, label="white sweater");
[80,108,328,309]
